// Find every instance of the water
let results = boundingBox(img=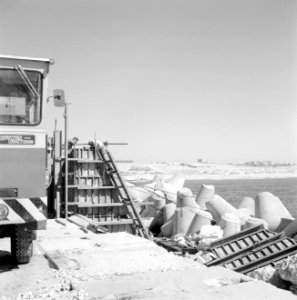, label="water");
[185,177,297,218]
